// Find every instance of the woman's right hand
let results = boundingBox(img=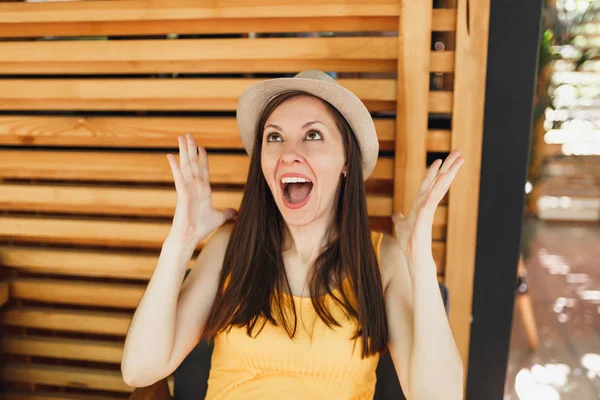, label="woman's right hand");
[165,133,236,246]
